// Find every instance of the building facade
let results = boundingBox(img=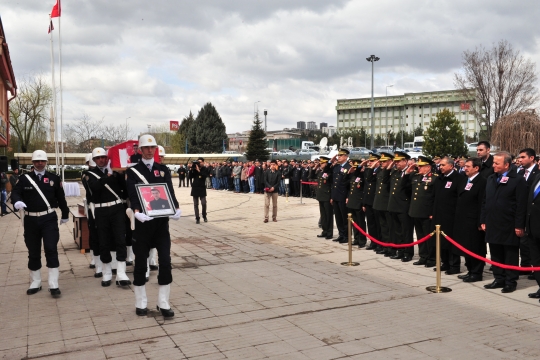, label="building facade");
[306,121,316,130]
[0,17,17,147]
[320,122,328,129]
[336,89,479,138]
[296,121,306,130]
